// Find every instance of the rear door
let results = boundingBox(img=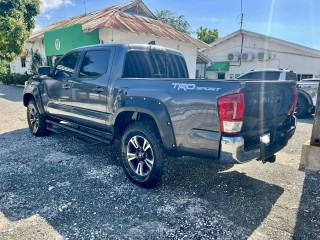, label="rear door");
[70,47,115,131]
[44,51,81,120]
